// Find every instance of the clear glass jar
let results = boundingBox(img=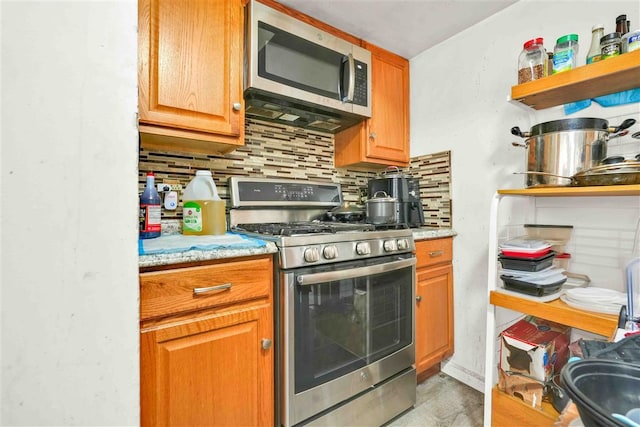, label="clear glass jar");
[553,34,579,74]
[600,32,621,59]
[518,38,546,84]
